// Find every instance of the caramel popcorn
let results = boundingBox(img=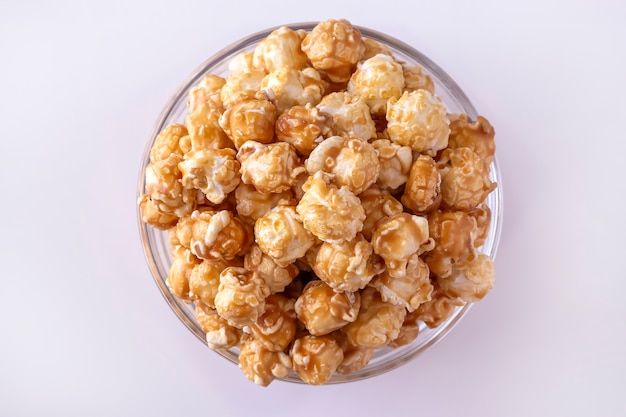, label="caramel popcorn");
[248,294,297,352]
[386,89,450,155]
[178,148,240,204]
[260,67,327,114]
[275,104,332,156]
[402,65,435,95]
[166,246,200,301]
[189,258,241,308]
[138,194,178,230]
[371,139,413,190]
[219,97,277,149]
[468,203,491,248]
[228,52,254,76]
[239,334,292,387]
[388,310,420,348]
[290,334,344,385]
[329,331,375,374]
[220,68,266,108]
[358,185,404,240]
[244,244,299,293]
[144,153,195,218]
[185,102,234,151]
[415,282,465,328]
[401,154,441,214]
[361,38,393,61]
[438,253,495,302]
[188,74,226,113]
[448,114,496,165]
[305,135,380,195]
[252,26,308,72]
[317,91,376,140]
[214,266,270,328]
[149,124,187,162]
[348,54,405,115]
[195,302,241,349]
[188,209,253,261]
